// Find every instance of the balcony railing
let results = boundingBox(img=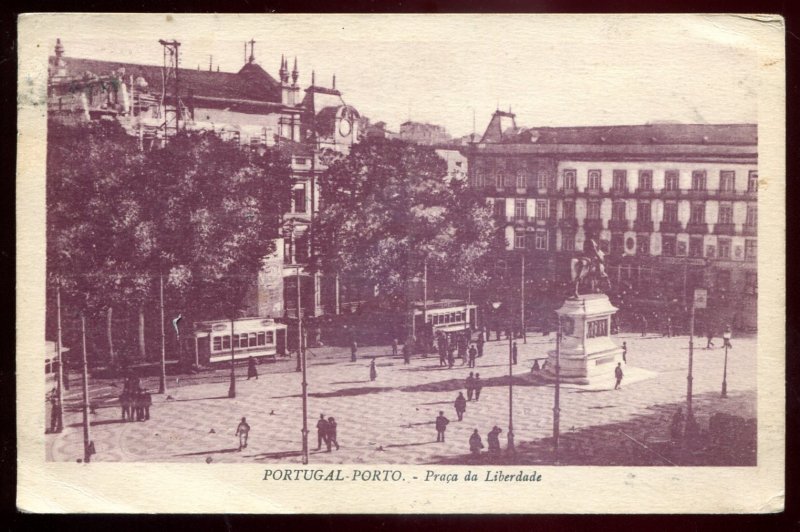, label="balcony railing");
[683,189,709,200]
[685,222,709,234]
[635,187,656,198]
[715,189,759,201]
[713,223,736,236]
[633,219,654,232]
[559,187,578,197]
[609,187,629,198]
[659,221,683,233]
[583,218,604,232]
[608,219,629,231]
[583,186,605,196]
[741,224,757,237]
[660,188,680,199]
